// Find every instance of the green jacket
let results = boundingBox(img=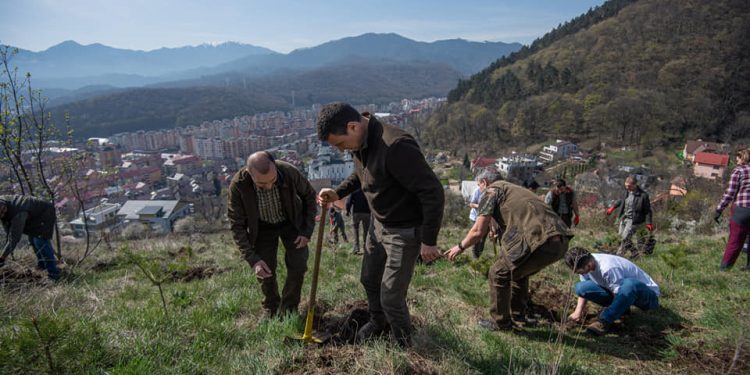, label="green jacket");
[480,181,573,257]
[1,195,56,257]
[227,161,317,265]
